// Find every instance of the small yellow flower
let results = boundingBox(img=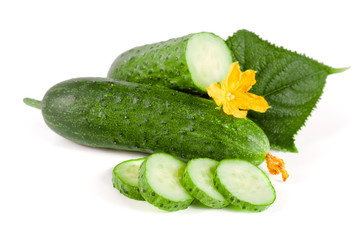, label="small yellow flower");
[206,62,269,118]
